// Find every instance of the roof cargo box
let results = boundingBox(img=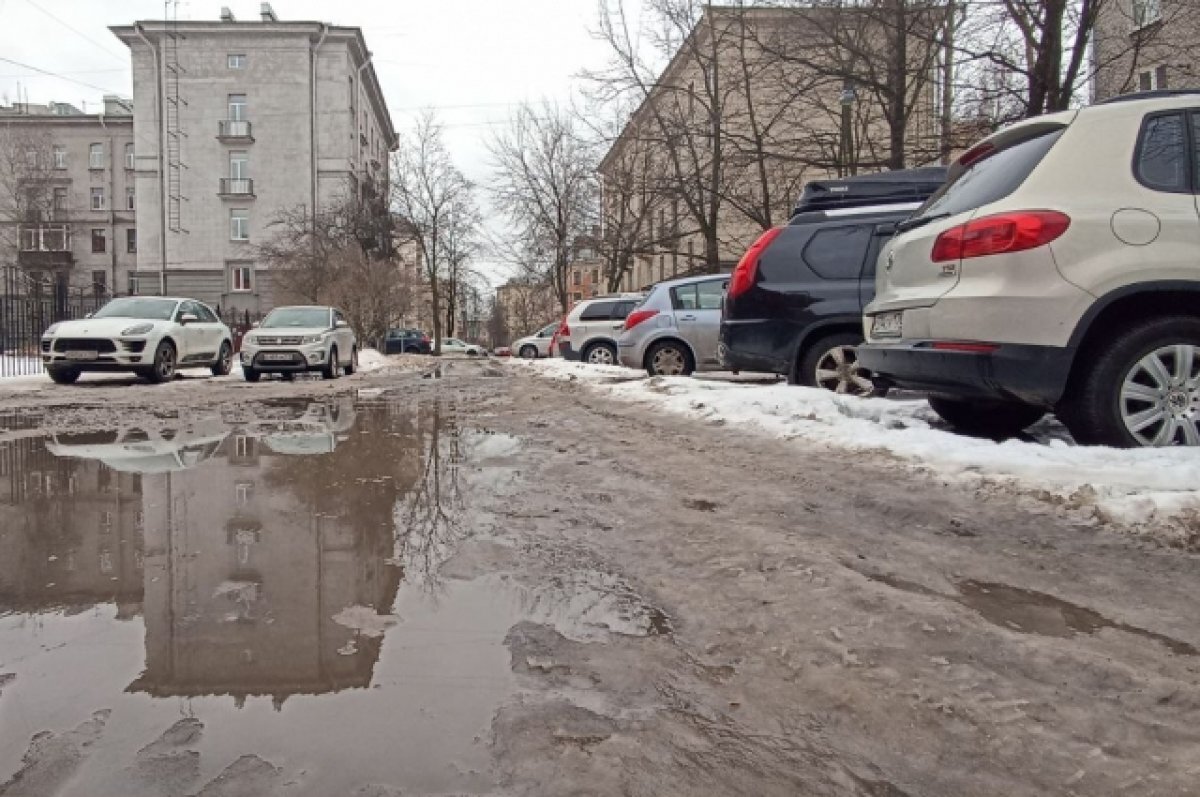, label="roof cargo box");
[792,166,948,215]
